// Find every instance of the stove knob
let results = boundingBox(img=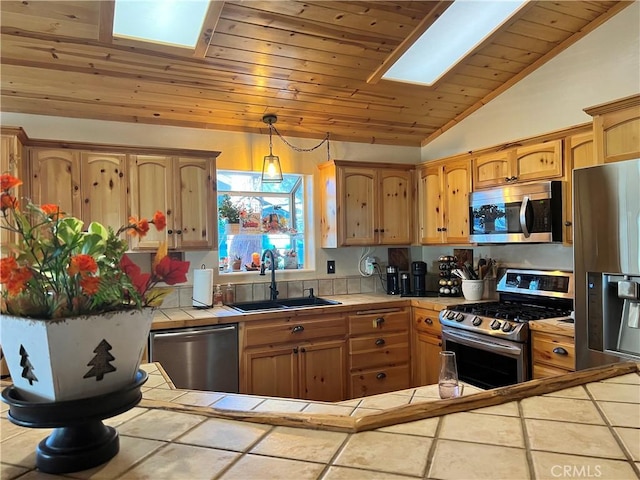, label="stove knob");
[455,313,465,322]
[502,322,514,332]
[472,316,483,326]
[490,319,502,330]
[446,311,456,320]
